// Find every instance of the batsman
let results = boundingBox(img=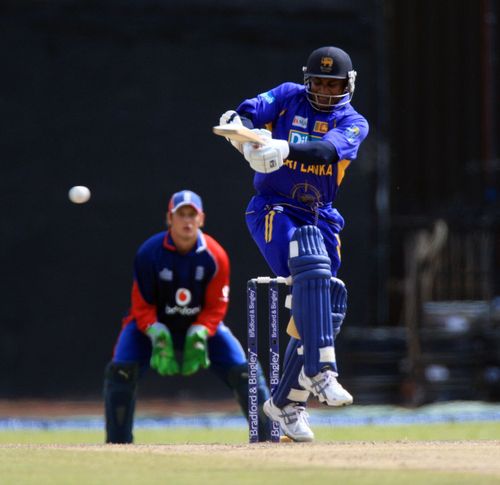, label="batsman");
[103,189,272,443]
[218,46,369,441]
